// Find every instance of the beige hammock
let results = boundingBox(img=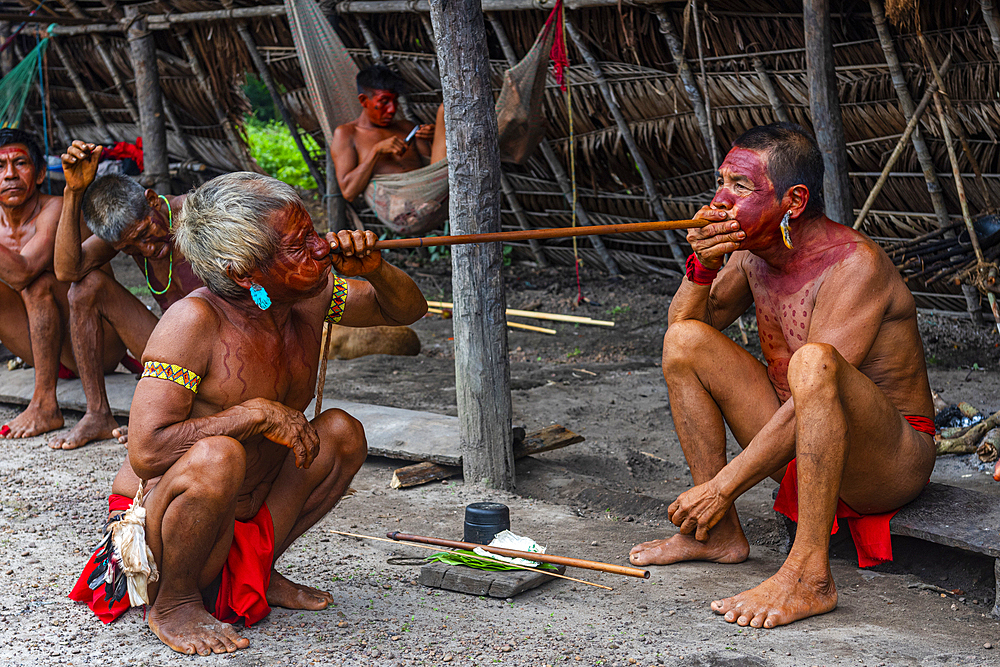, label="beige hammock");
[285,0,559,235]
